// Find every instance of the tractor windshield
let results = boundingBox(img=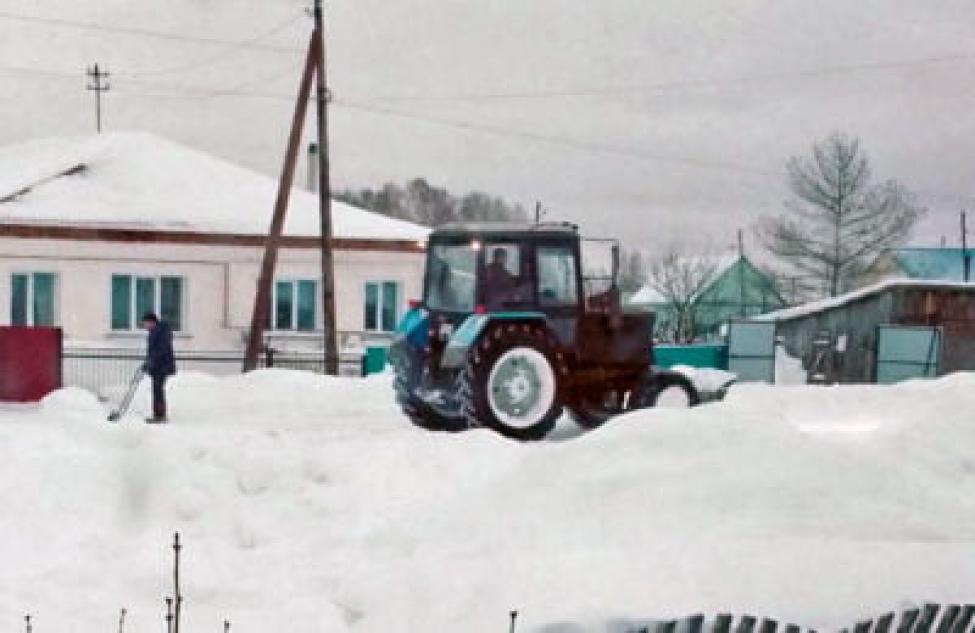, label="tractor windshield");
[425,241,477,312]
